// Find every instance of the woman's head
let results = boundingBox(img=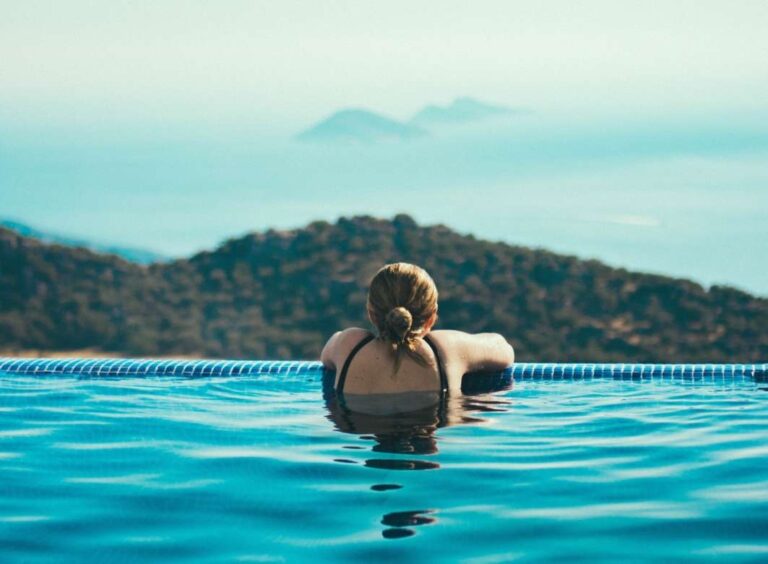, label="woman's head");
[367,263,438,370]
